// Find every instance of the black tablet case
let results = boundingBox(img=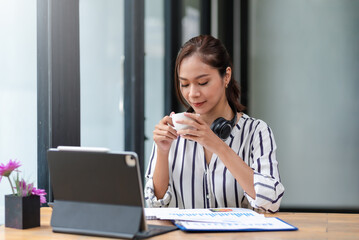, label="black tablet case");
[47,149,176,239]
